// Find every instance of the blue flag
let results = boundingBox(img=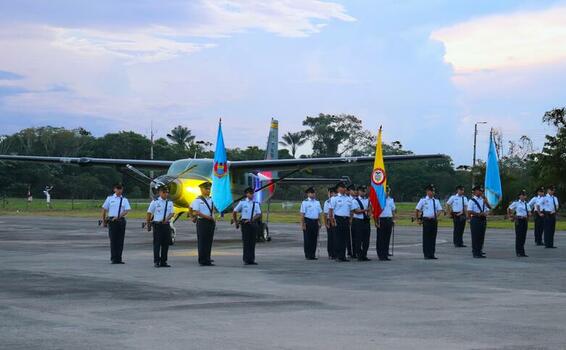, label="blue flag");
[211,121,232,212]
[484,131,502,207]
